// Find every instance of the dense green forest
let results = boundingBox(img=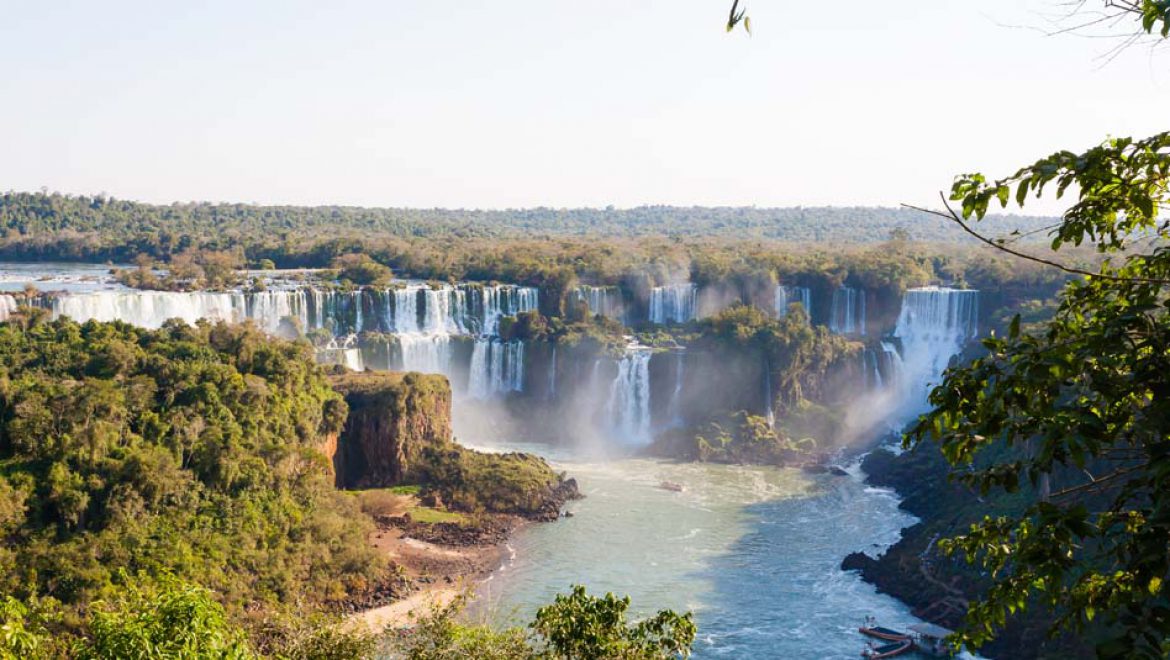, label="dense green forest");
[0,191,1054,242]
[0,317,385,637]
